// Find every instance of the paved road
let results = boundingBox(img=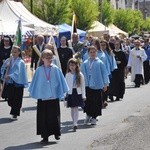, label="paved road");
[0,76,150,150]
